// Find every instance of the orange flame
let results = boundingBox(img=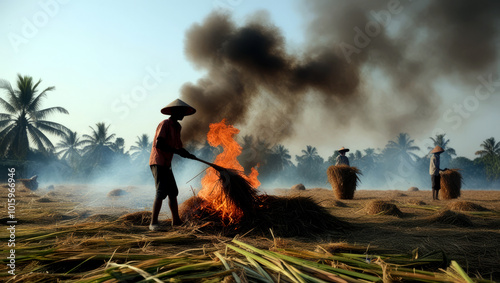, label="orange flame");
[198,119,260,223]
